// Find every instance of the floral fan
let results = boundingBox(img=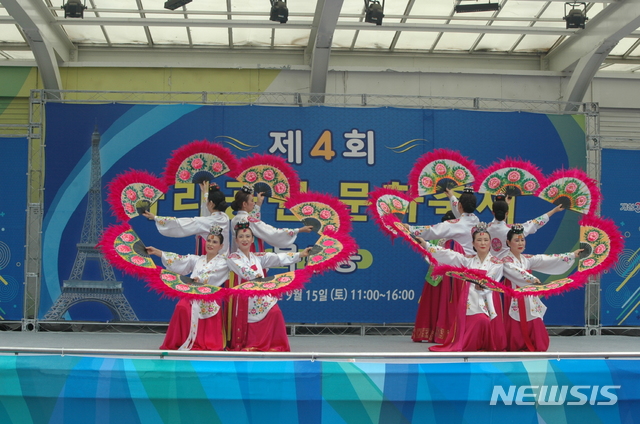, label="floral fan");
[230,153,300,201]
[106,170,168,222]
[228,269,313,299]
[163,140,239,185]
[511,277,583,298]
[148,270,226,301]
[100,223,159,280]
[474,158,544,196]
[284,191,353,235]
[578,214,623,274]
[367,187,414,239]
[306,231,359,273]
[441,267,507,293]
[538,169,601,214]
[408,149,478,197]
